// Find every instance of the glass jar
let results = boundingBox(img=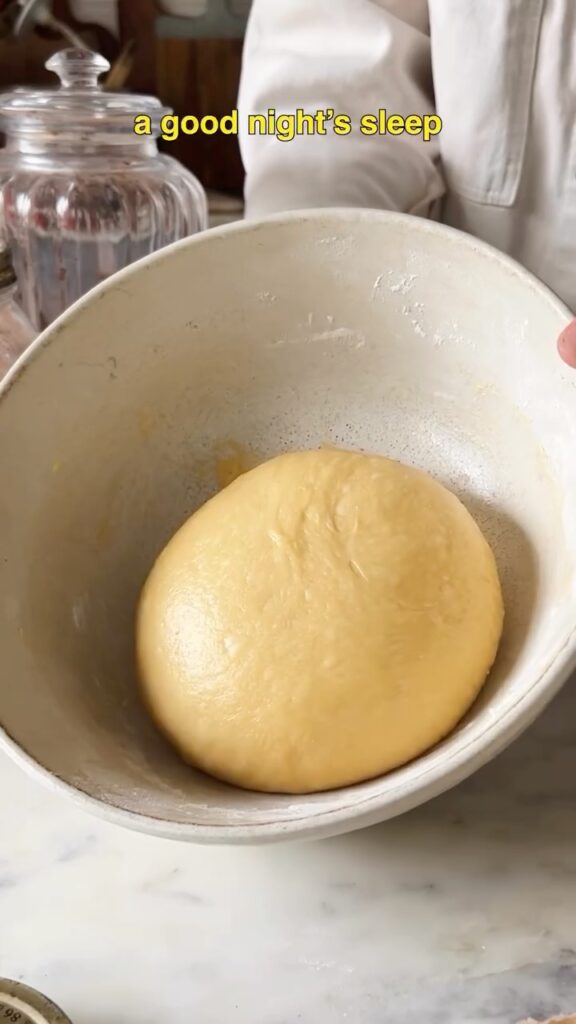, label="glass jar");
[0,243,36,377]
[0,48,208,330]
